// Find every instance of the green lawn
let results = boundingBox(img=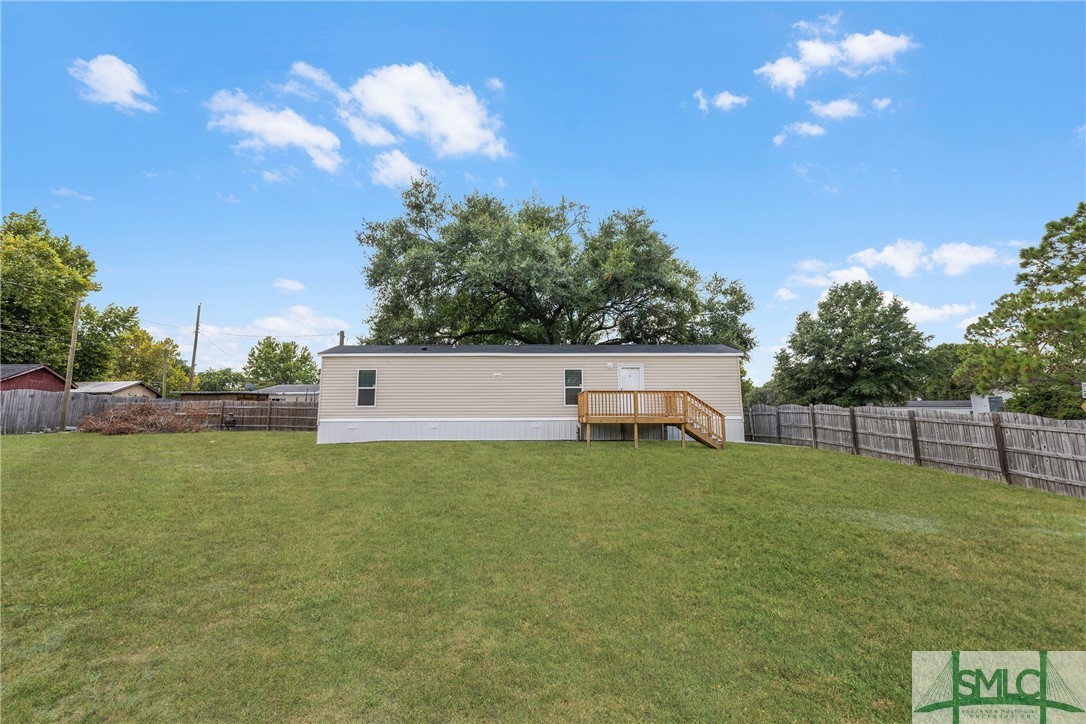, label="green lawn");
[2,433,1084,721]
